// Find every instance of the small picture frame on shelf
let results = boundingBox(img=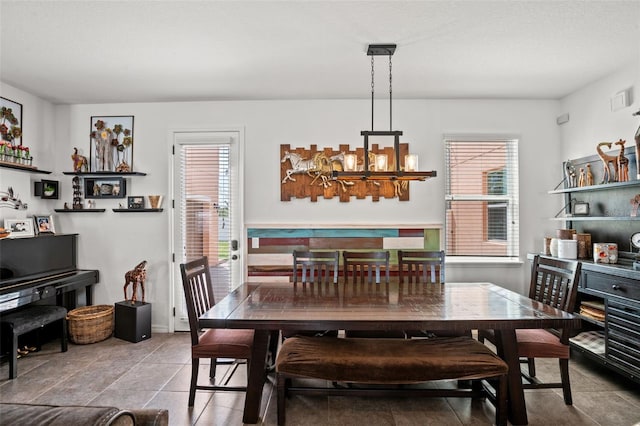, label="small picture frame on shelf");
[127,196,145,210]
[84,177,126,199]
[34,215,55,234]
[573,202,590,216]
[34,180,60,199]
[4,218,35,238]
